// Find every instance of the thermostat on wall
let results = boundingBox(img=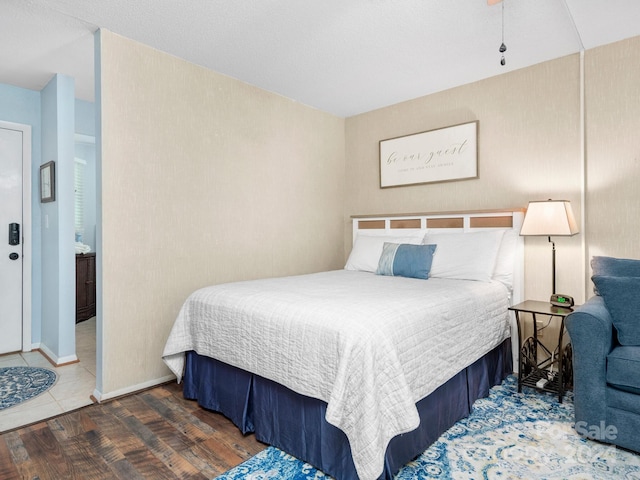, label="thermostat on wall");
[550,294,574,308]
